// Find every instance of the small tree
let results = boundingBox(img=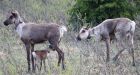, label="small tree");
[69,0,139,31]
